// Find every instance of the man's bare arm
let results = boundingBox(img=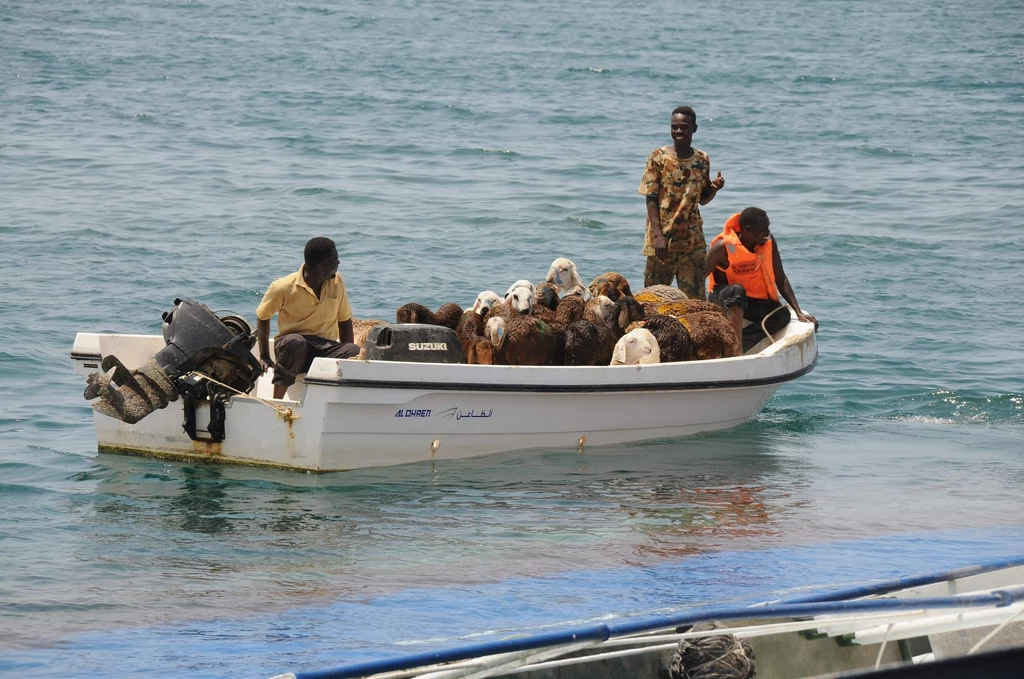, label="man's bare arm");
[699,171,725,205]
[772,238,817,329]
[339,319,354,345]
[257,318,273,372]
[646,195,668,261]
[706,240,730,287]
